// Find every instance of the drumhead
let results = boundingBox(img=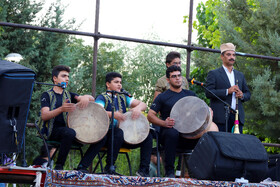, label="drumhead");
[119,111,149,144]
[170,96,211,138]
[68,102,109,144]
